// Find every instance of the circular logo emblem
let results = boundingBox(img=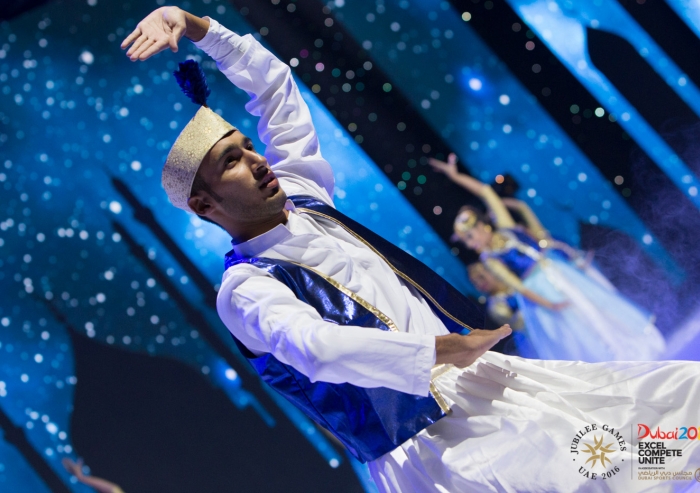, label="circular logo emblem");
[570,424,627,481]
[695,468,700,482]
[581,434,617,469]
